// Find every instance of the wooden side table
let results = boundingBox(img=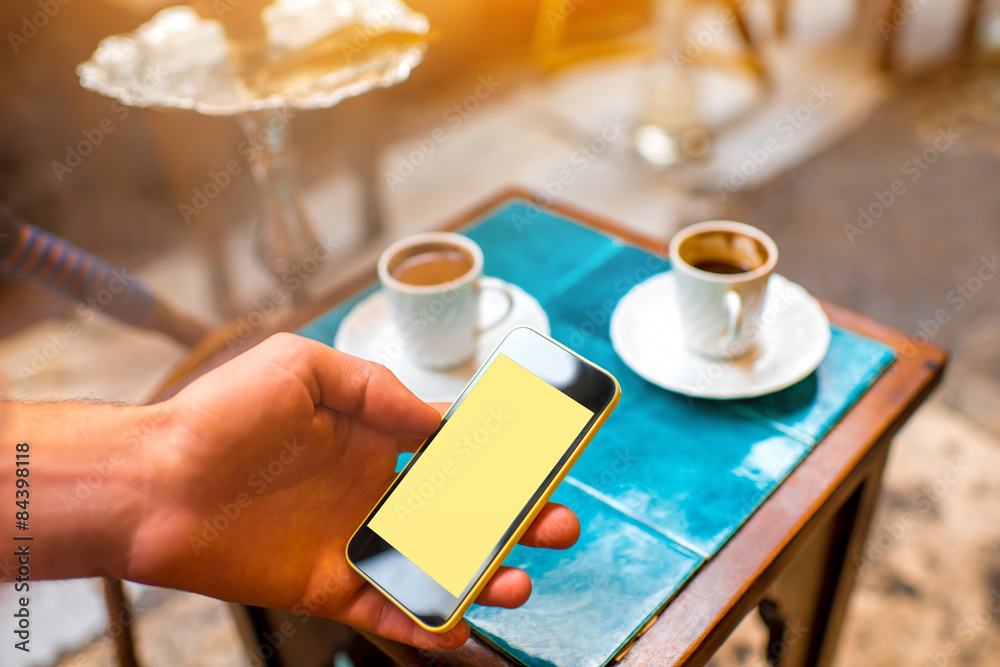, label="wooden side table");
[154,189,947,667]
